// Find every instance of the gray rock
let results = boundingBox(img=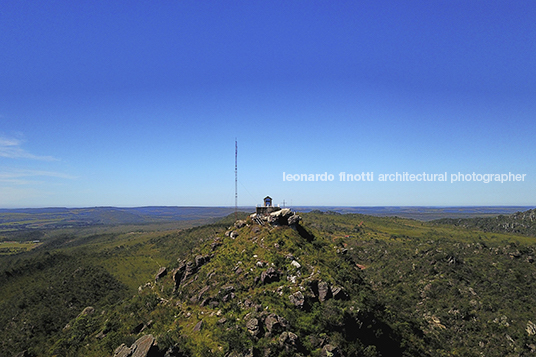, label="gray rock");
[288,214,301,226]
[195,285,211,303]
[113,335,157,357]
[289,291,305,308]
[193,320,203,332]
[264,314,280,334]
[332,286,349,300]
[155,266,167,281]
[211,240,222,251]
[318,281,332,302]
[234,220,247,228]
[79,306,95,317]
[164,345,186,357]
[113,344,132,357]
[195,255,211,268]
[265,313,288,335]
[182,261,196,283]
[246,318,261,337]
[172,263,187,291]
[131,334,156,357]
[321,344,340,357]
[279,331,299,349]
[261,267,280,284]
